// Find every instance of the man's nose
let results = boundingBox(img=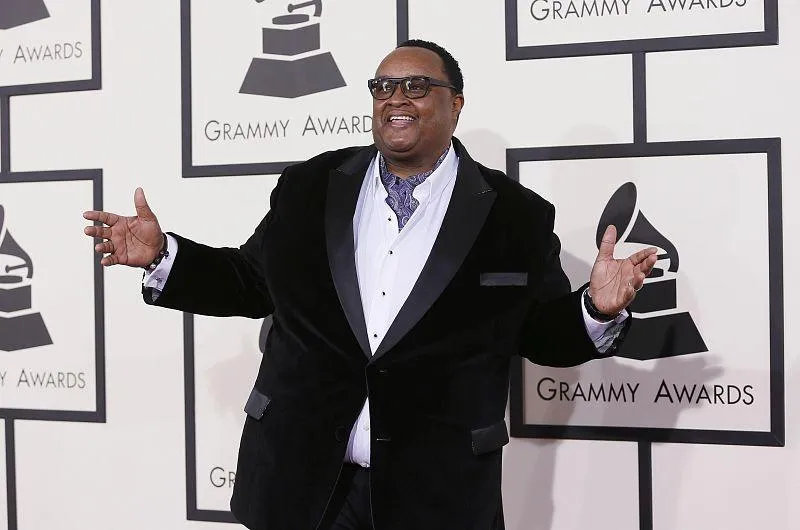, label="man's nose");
[386,85,411,105]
